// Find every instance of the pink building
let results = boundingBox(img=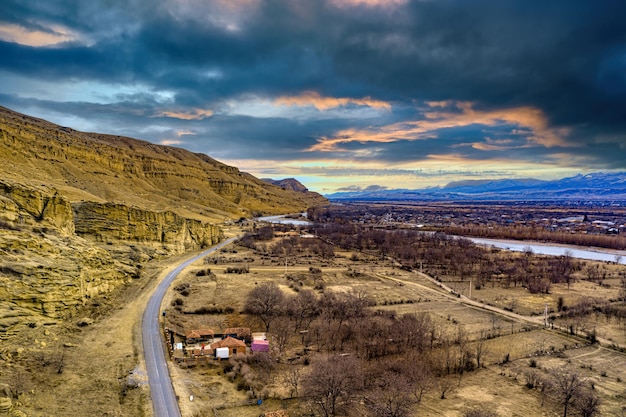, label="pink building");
[251,339,270,353]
